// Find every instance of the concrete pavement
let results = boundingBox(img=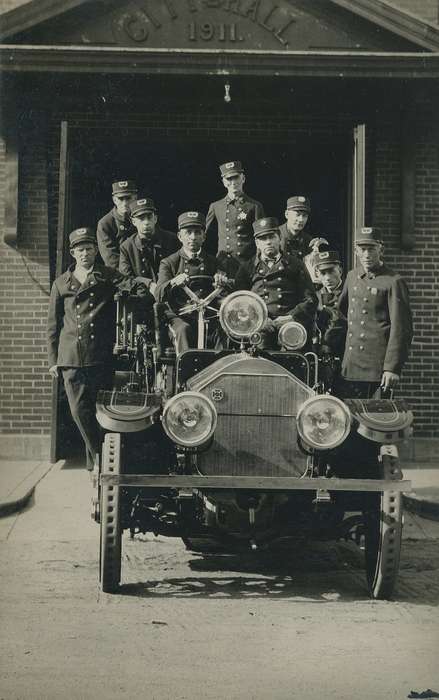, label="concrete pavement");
[1,454,438,520]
